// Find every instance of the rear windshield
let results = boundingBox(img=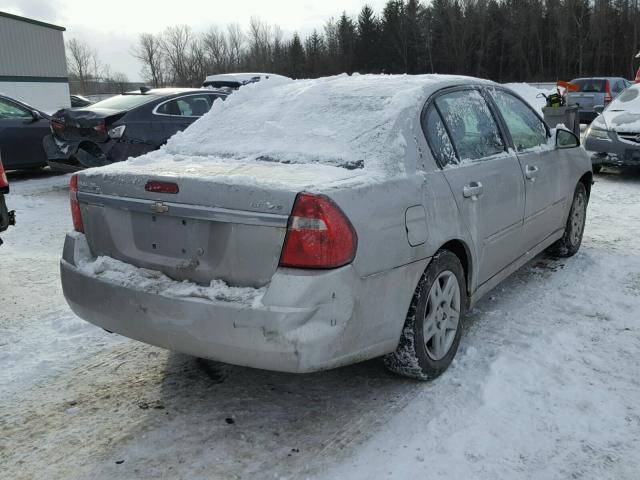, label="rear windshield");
[571,79,607,93]
[89,94,157,111]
